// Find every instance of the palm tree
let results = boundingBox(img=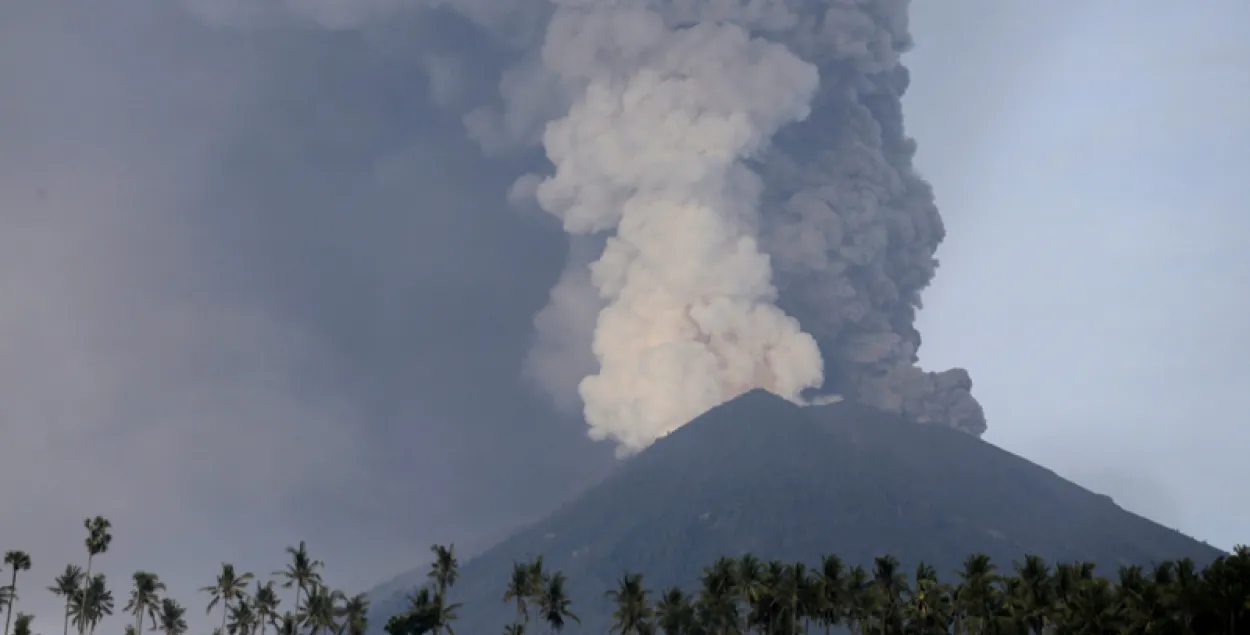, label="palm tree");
[815,554,848,635]
[1011,555,1053,634]
[653,588,694,635]
[4,551,32,635]
[388,587,457,635]
[844,565,873,635]
[424,588,460,635]
[11,615,33,635]
[251,582,282,635]
[427,545,458,600]
[1051,562,1084,627]
[607,572,653,635]
[227,599,258,635]
[1141,560,1179,634]
[69,574,112,635]
[906,562,953,635]
[156,598,188,635]
[776,561,807,635]
[803,569,830,635]
[870,555,908,635]
[1060,575,1122,634]
[78,517,112,635]
[735,554,764,624]
[1200,551,1248,635]
[125,572,165,635]
[89,575,115,635]
[1169,557,1204,635]
[503,563,532,625]
[275,613,297,635]
[955,553,1000,635]
[202,564,255,635]
[696,559,739,635]
[525,557,547,612]
[748,560,783,633]
[47,566,85,635]
[297,585,342,635]
[274,543,323,616]
[336,593,369,635]
[538,572,577,634]
[1117,563,1167,635]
